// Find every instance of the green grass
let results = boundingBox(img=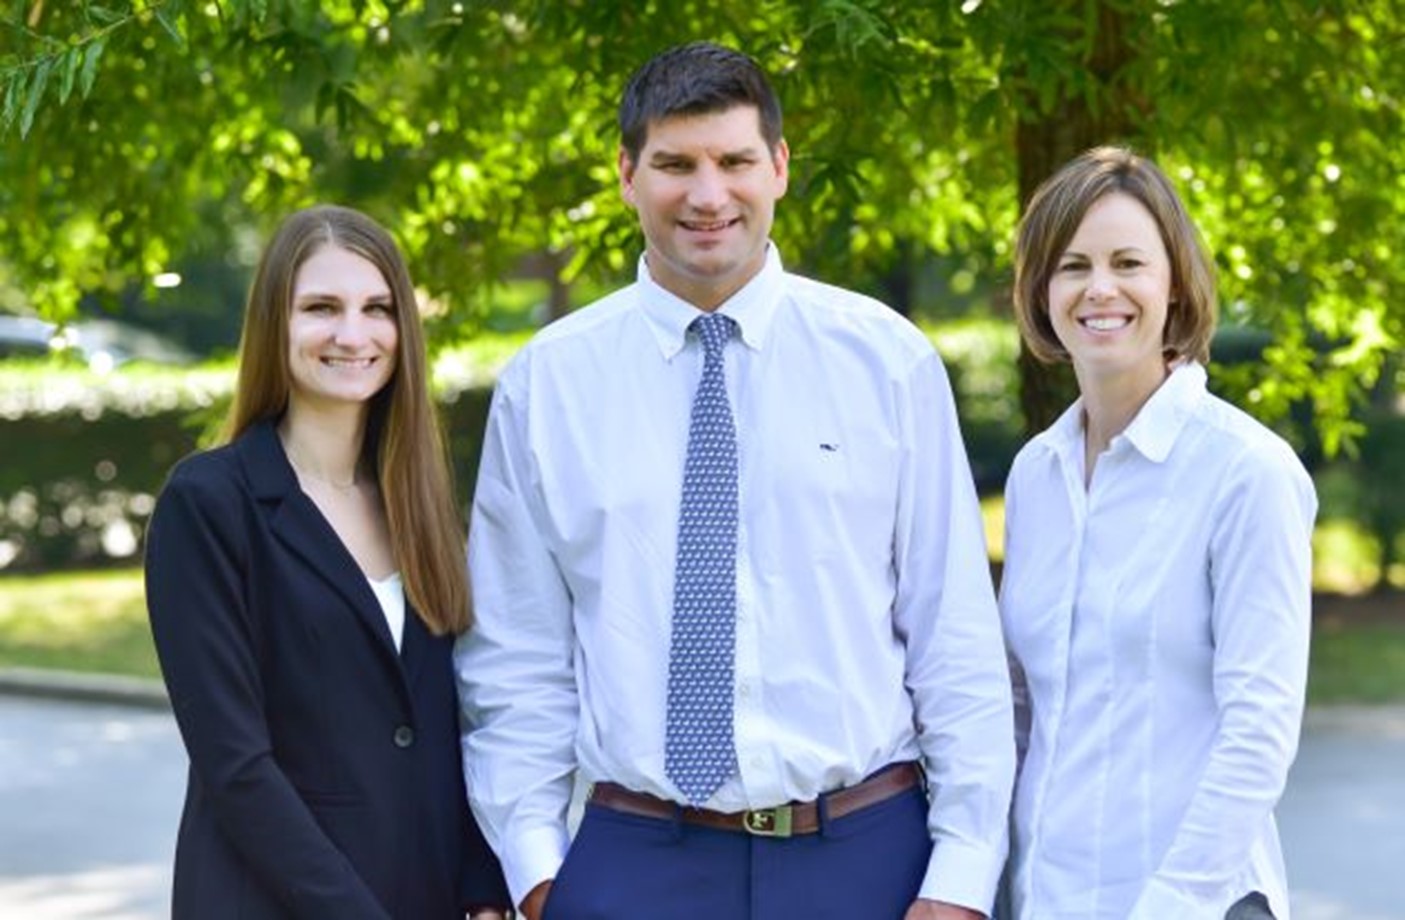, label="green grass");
[1308,616,1405,704]
[2,565,1404,705]
[0,568,159,678]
